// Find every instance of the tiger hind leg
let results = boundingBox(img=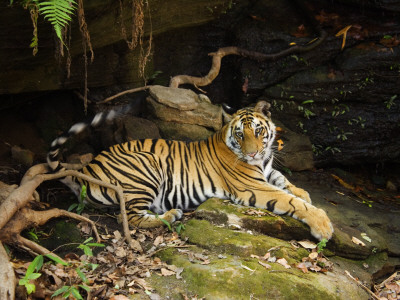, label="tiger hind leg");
[125,203,183,228]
